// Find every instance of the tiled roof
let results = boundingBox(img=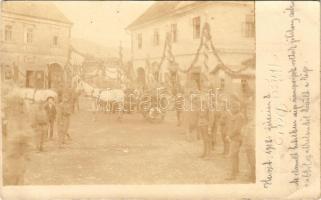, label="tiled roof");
[126,1,250,30]
[126,1,181,30]
[1,2,72,24]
